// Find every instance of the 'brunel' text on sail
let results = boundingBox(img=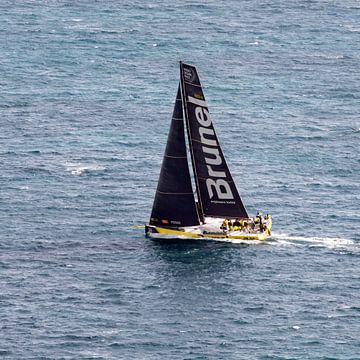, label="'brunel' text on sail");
[187,95,234,202]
